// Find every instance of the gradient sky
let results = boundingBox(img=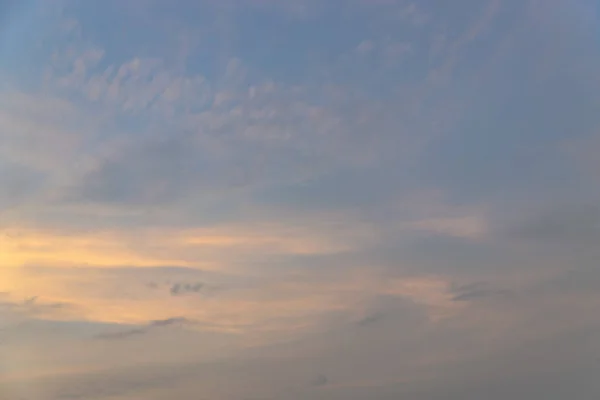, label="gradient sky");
[1,0,600,399]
